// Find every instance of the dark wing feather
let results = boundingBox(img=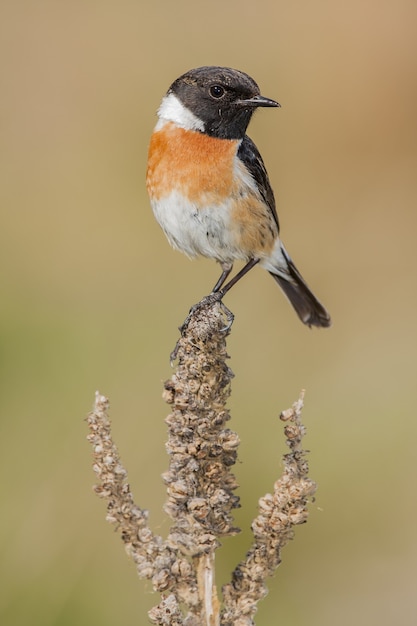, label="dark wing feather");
[237,135,280,233]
